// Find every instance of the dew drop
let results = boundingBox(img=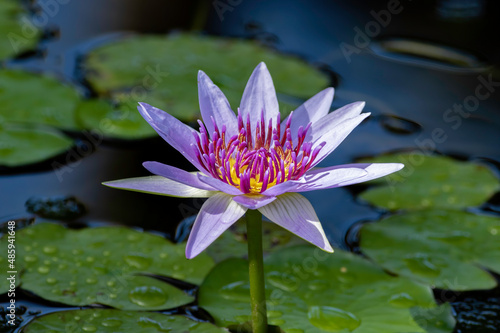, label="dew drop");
[159,252,168,259]
[101,318,122,327]
[25,245,32,251]
[102,250,111,256]
[268,310,283,318]
[389,292,417,307]
[37,266,50,274]
[24,255,38,263]
[86,277,98,284]
[46,277,57,285]
[43,260,51,265]
[74,316,81,320]
[109,293,117,299]
[308,306,361,332]
[86,256,95,263]
[490,227,499,235]
[124,254,152,270]
[42,245,58,254]
[70,281,77,286]
[82,324,97,332]
[72,249,82,255]
[107,280,116,287]
[128,286,167,307]
[267,271,299,292]
[220,281,251,302]
[404,254,440,277]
